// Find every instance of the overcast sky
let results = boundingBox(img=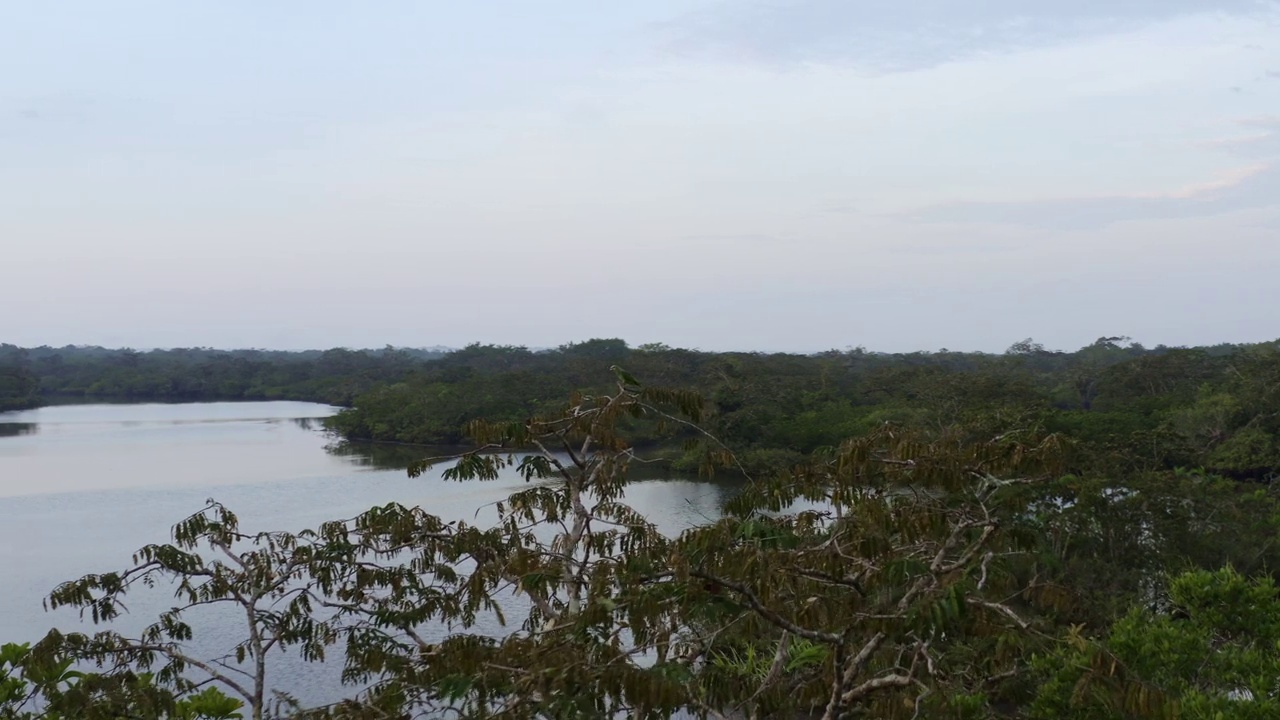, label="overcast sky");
[3,1,1278,353]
